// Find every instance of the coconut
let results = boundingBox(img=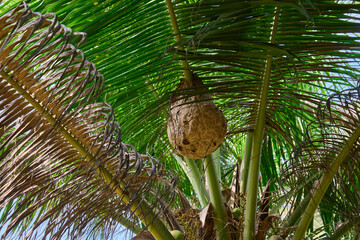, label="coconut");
[167,74,227,159]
